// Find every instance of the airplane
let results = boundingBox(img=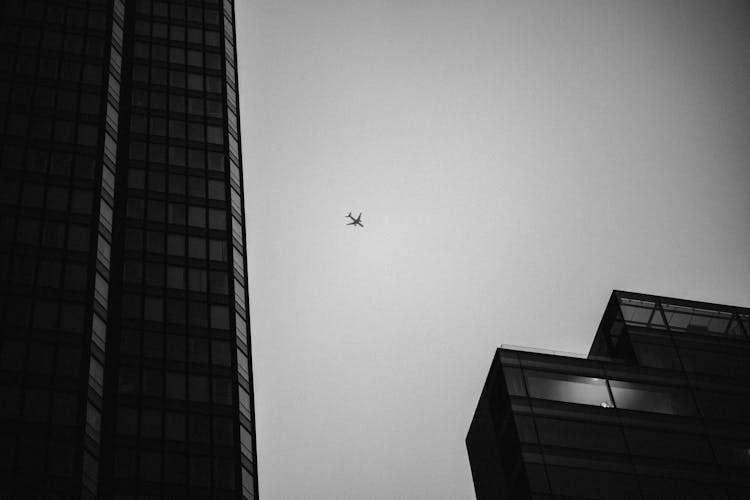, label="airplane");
[345,212,363,227]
